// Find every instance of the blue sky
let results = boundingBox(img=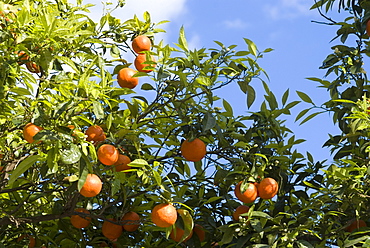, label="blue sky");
[89,0,348,162]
